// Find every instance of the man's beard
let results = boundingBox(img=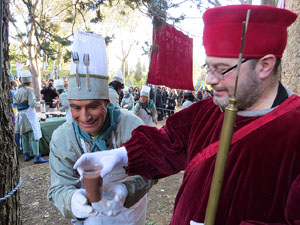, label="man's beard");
[213,69,264,111]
